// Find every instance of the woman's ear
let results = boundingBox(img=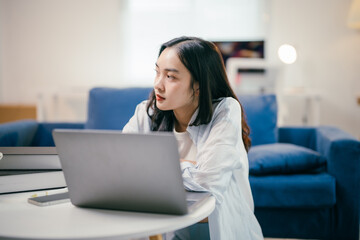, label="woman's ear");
[194,82,200,96]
